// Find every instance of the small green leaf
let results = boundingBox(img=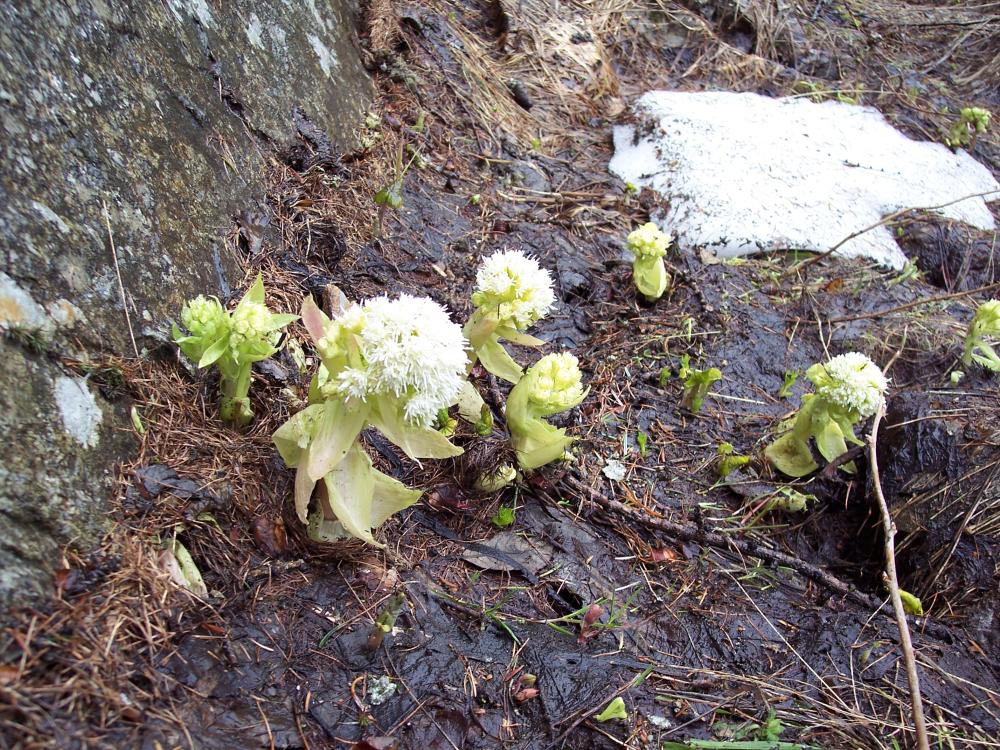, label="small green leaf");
[491,504,516,528]
[900,589,924,616]
[594,696,627,722]
[636,430,649,457]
